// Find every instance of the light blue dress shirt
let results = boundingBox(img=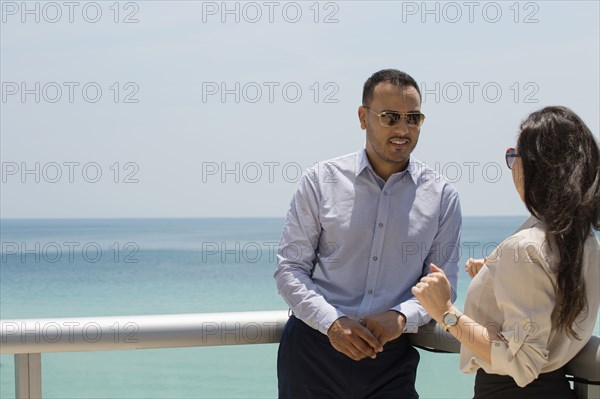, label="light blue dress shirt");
[274,149,462,335]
